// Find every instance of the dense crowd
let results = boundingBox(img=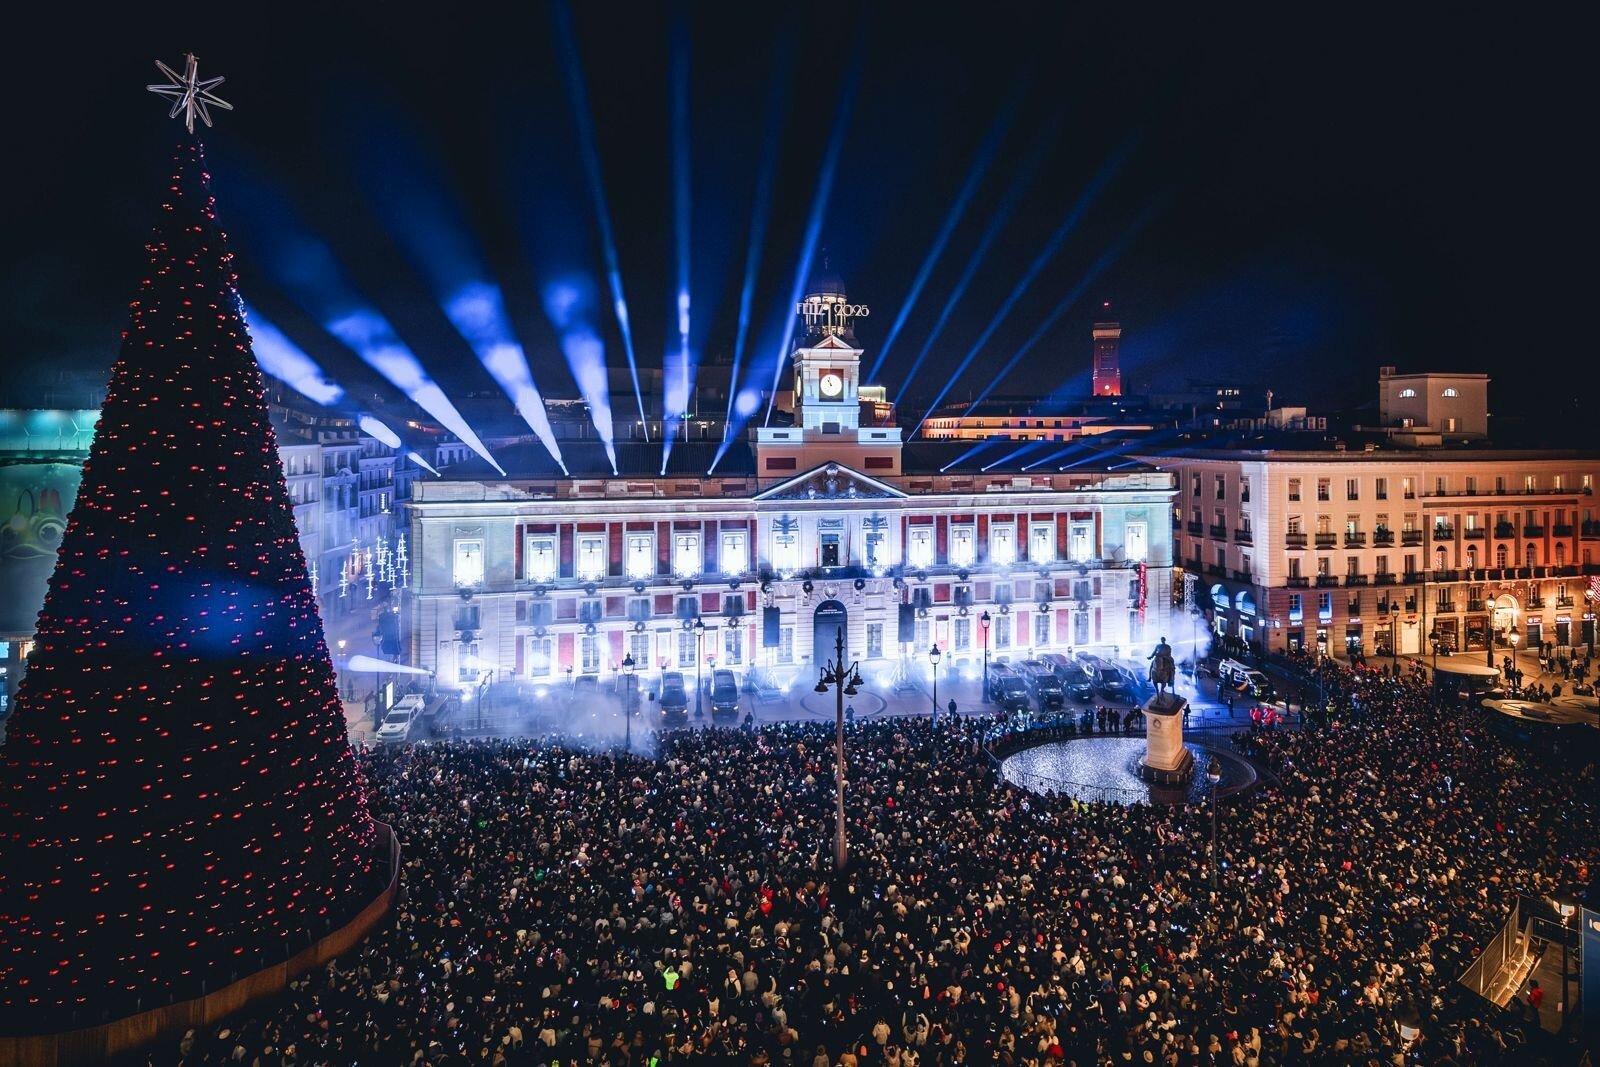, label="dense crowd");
[137,659,1595,1067]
